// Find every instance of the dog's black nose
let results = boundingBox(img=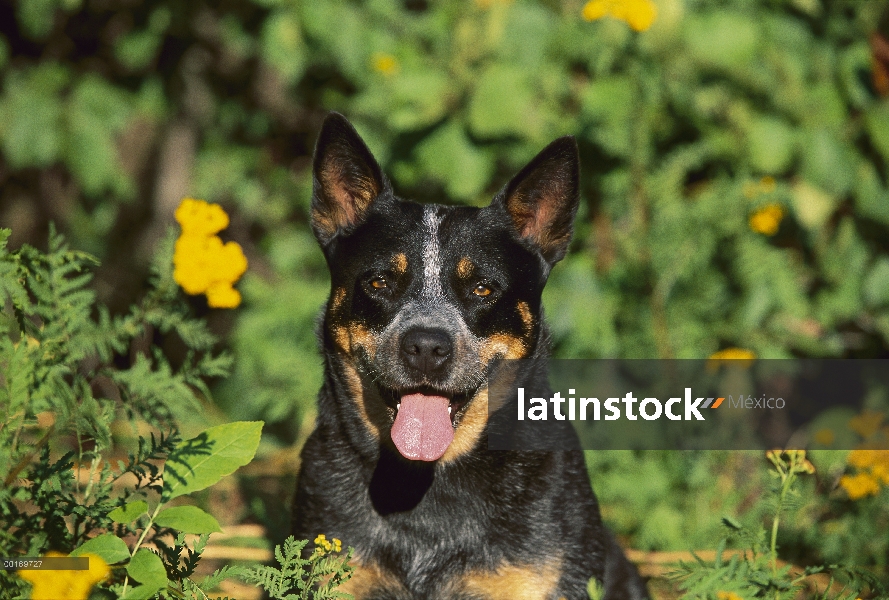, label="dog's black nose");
[400,329,452,376]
